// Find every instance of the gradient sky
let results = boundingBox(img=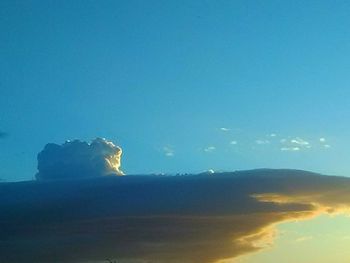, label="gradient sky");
[1,0,350,181]
[239,214,350,263]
